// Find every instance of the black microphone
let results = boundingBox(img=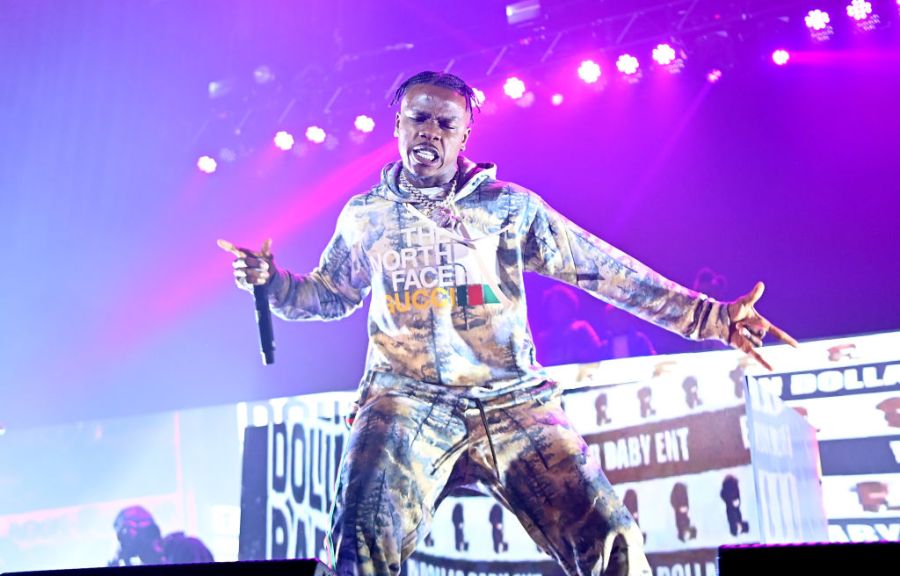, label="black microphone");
[253,283,275,365]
